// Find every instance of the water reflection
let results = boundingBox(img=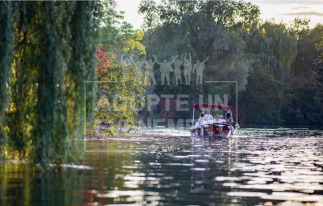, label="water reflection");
[0,128,323,205]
